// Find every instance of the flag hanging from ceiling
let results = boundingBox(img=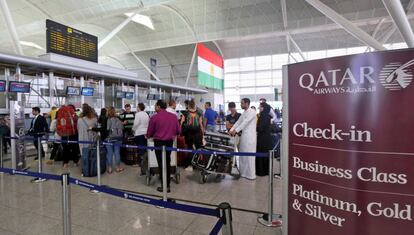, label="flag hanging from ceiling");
[197,43,224,90]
